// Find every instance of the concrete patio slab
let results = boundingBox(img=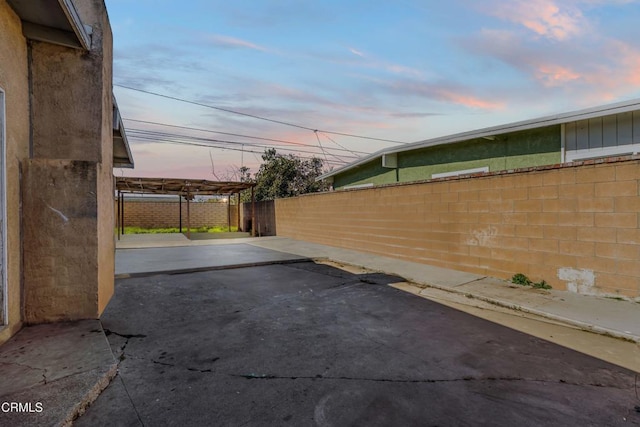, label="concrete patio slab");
[0,320,116,426]
[115,243,308,277]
